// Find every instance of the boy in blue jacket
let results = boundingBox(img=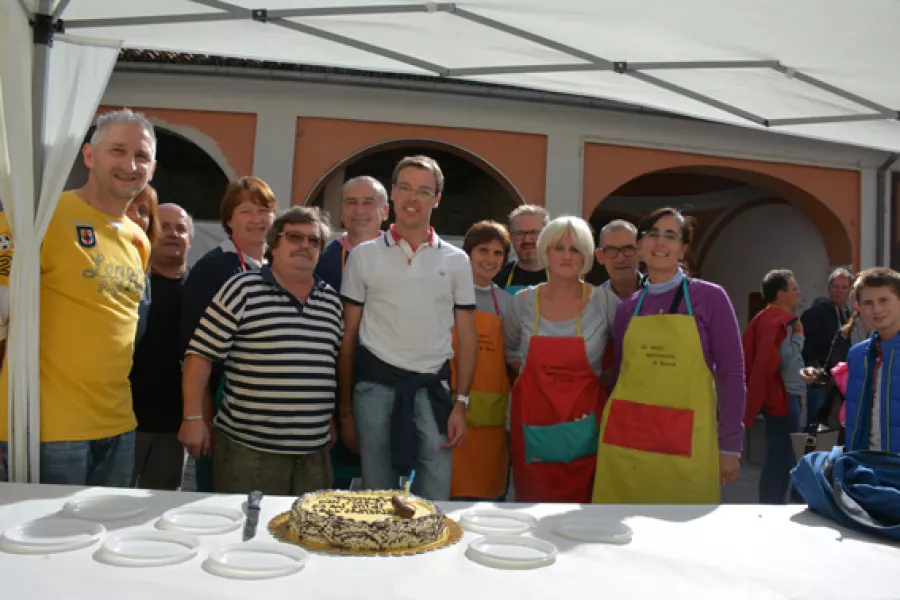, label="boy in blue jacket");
[838,268,900,452]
